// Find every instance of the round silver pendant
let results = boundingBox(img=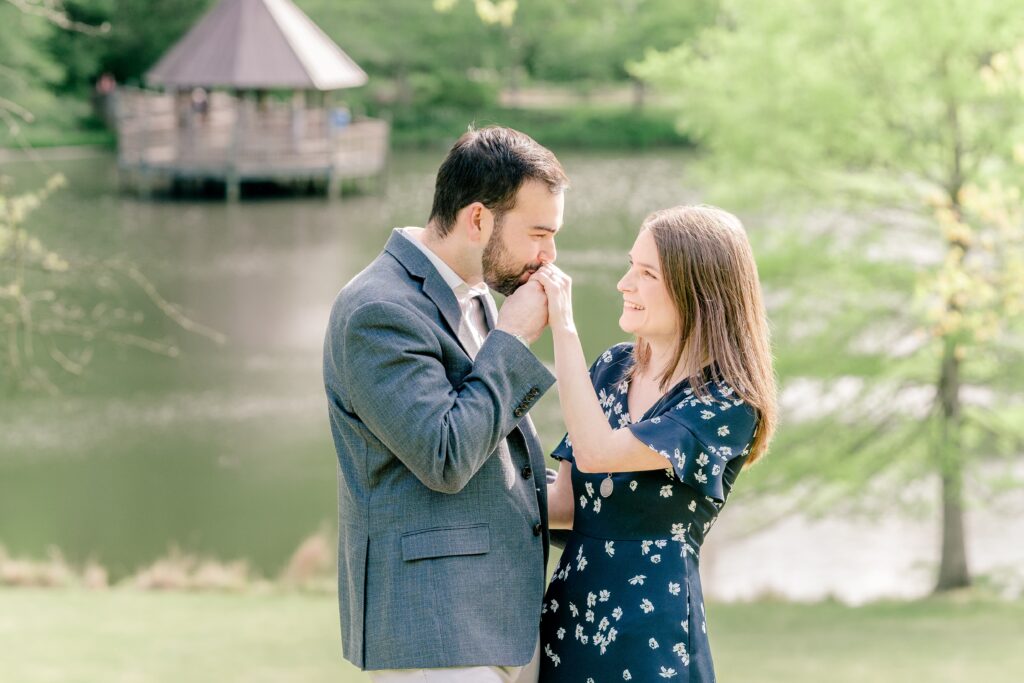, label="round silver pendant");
[599,475,614,498]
